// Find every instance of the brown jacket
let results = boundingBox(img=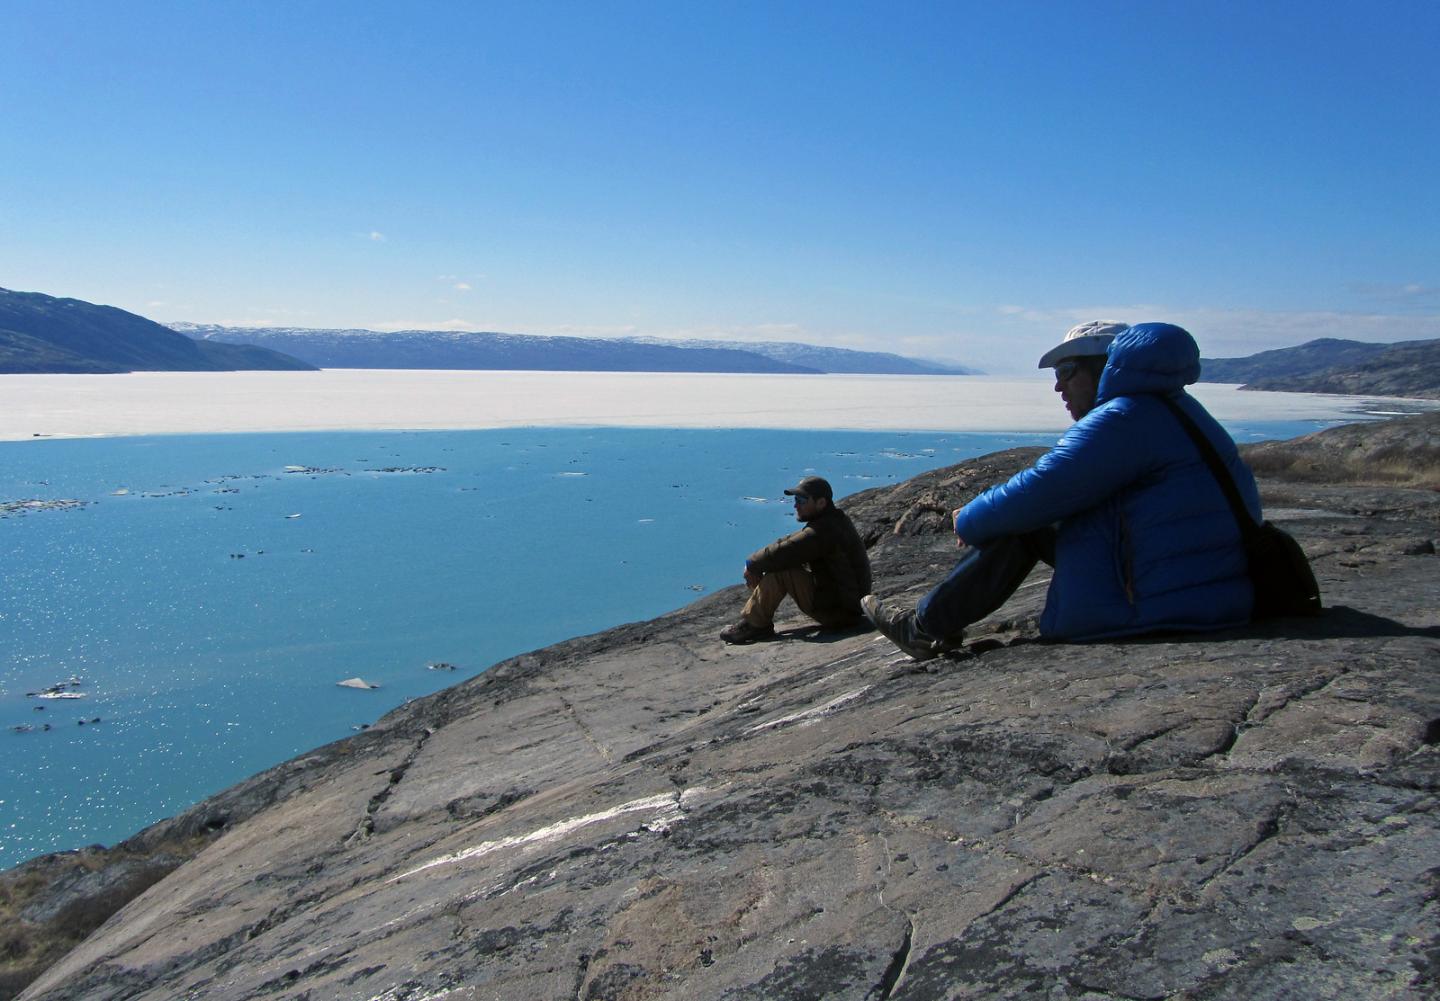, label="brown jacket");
[746,504,872,623]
